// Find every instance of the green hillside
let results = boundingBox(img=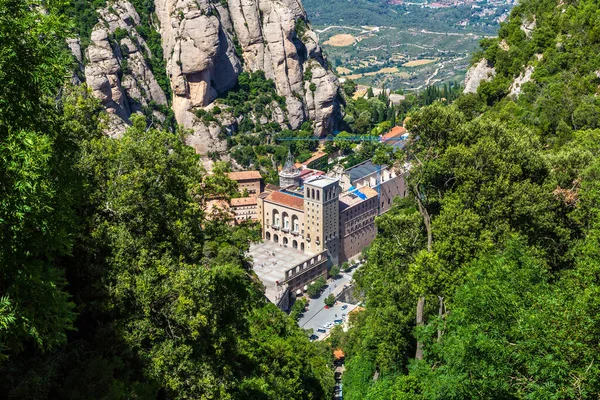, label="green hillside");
[339,0,600,398]
[304,0,511,90]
